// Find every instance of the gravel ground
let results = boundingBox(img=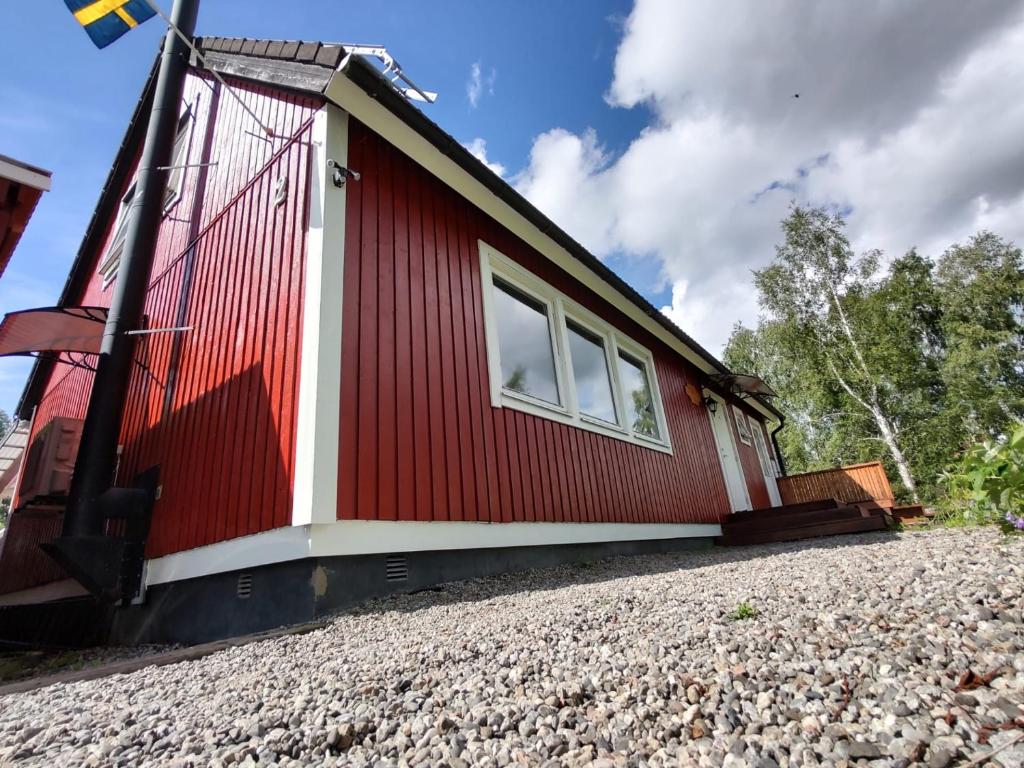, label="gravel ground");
[0,527,1021,767]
